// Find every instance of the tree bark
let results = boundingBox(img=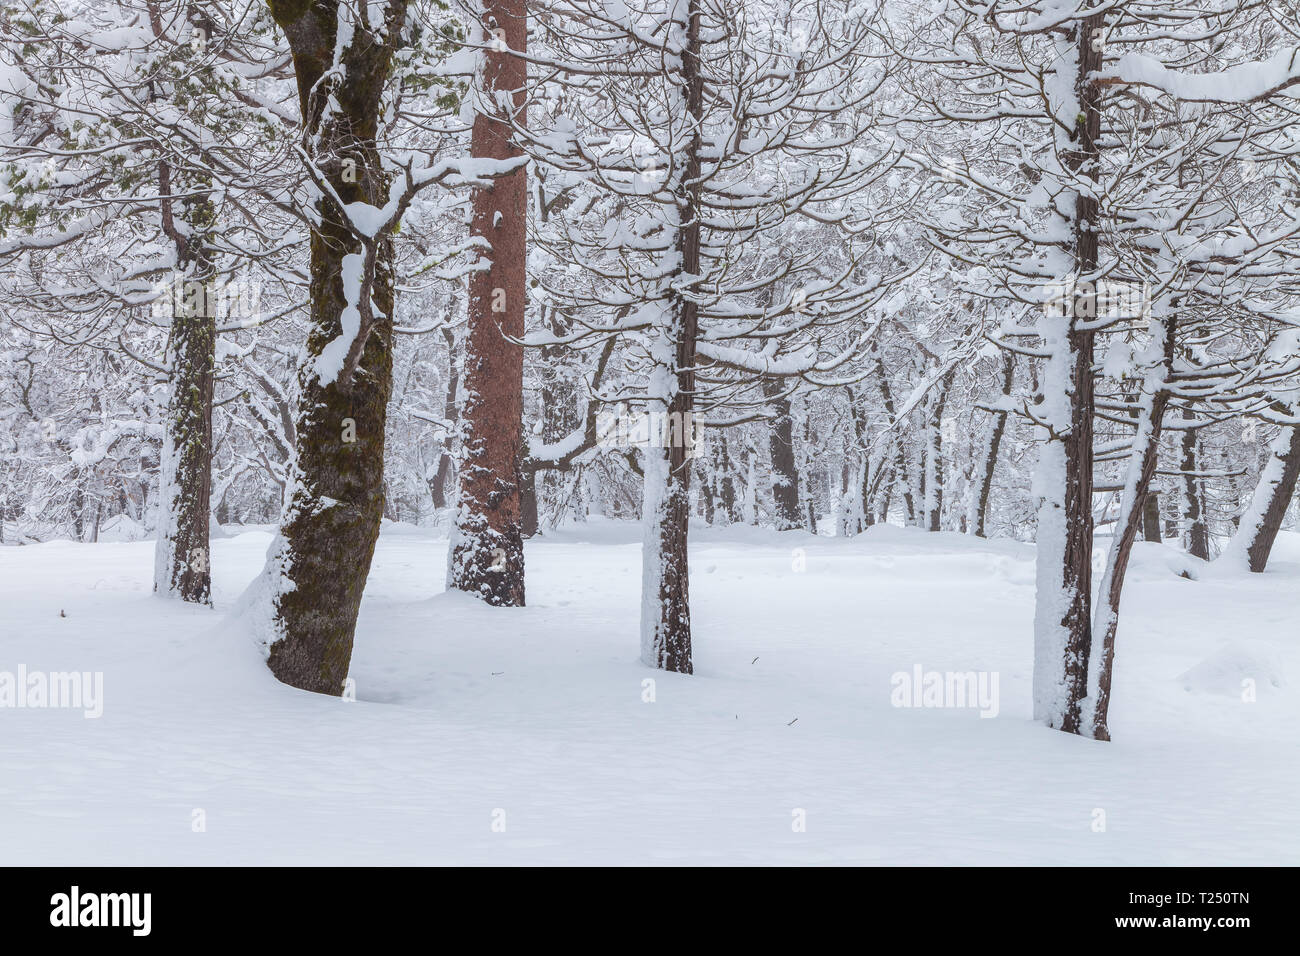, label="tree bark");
[1033,15,1102,736]
[1141,491,1162,542]
[261,0,406,695]
[873,347,915,524]
[154,165,215,605]
[640,0,702,675]
[762,377,803,530]
[448,0,528,605]
[1180,409,1210,559]
[972,352,1013,538]
[429,325,458,511]
[1087,313,1176,740]
[926,368,955,531]
[1225,421,1300,572]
